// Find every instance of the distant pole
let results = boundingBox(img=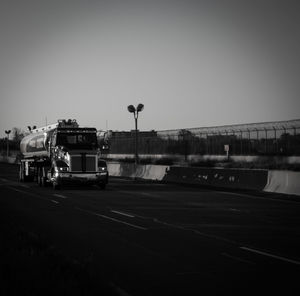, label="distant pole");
[135,114,138,164]
[127,103,144,165]
[5,130,11,158]
[27,125,37,133]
